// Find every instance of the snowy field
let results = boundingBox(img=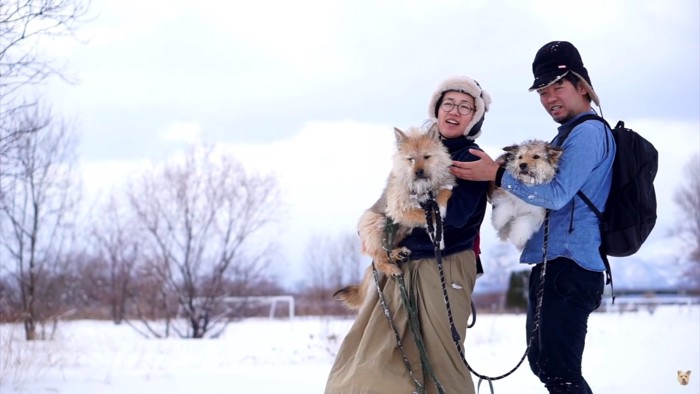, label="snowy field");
[1,305,698,394]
